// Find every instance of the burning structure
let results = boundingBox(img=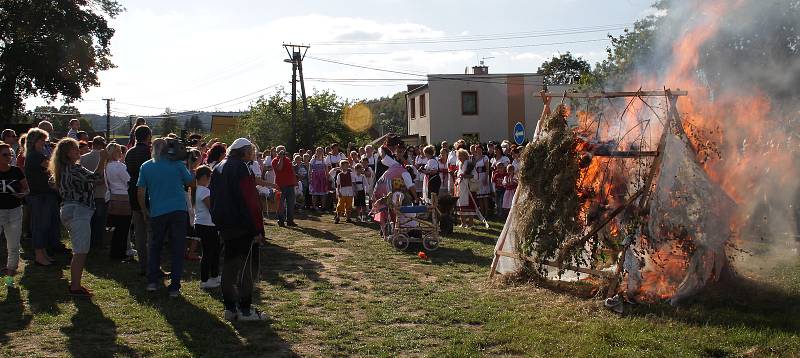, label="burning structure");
[490,0,800,307]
